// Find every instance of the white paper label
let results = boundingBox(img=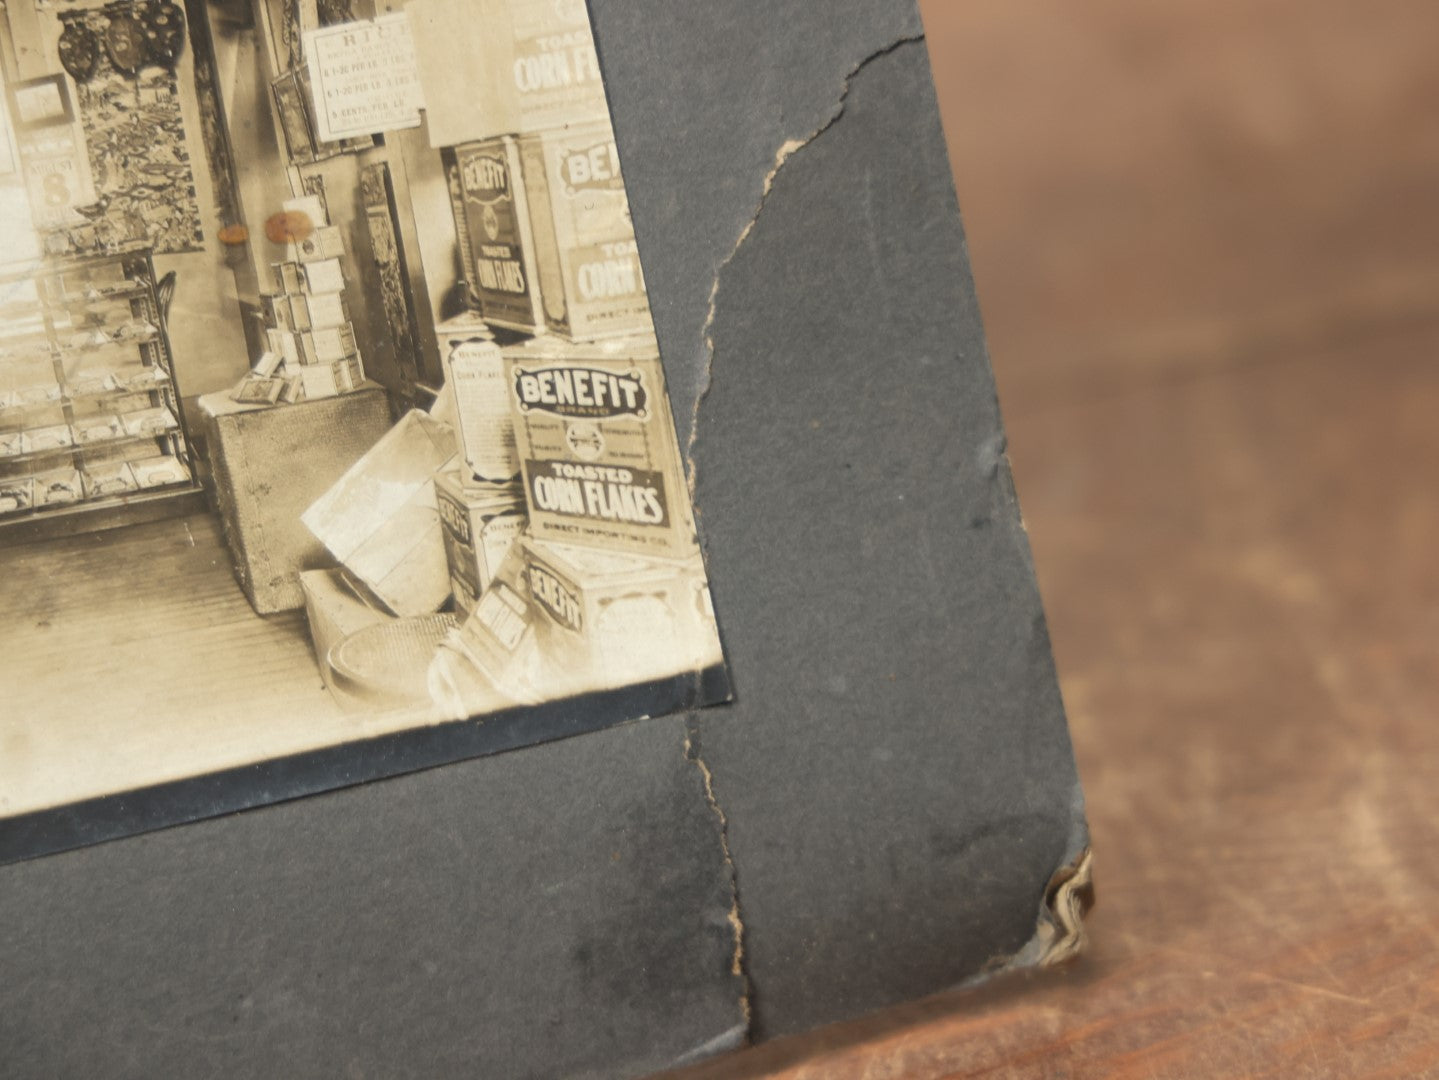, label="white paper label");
[304,15,425,142]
